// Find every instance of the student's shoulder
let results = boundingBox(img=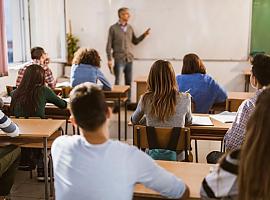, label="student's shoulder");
[178,92,191,101]
[52,135,81,150]
[110,140,143,155]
